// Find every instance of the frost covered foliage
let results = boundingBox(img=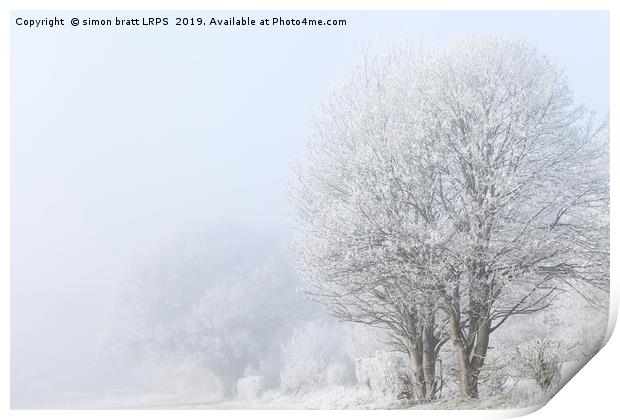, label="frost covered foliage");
[292,35,609,400]
[346,325,418,401]
[236,376,265,400]
[516,339,562,391]
[491,293,607,364]
[149,363,226,399]
[343,323,389,360]
[280,320,354,393]
[355,351,414,401]
[108,226,315,396]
